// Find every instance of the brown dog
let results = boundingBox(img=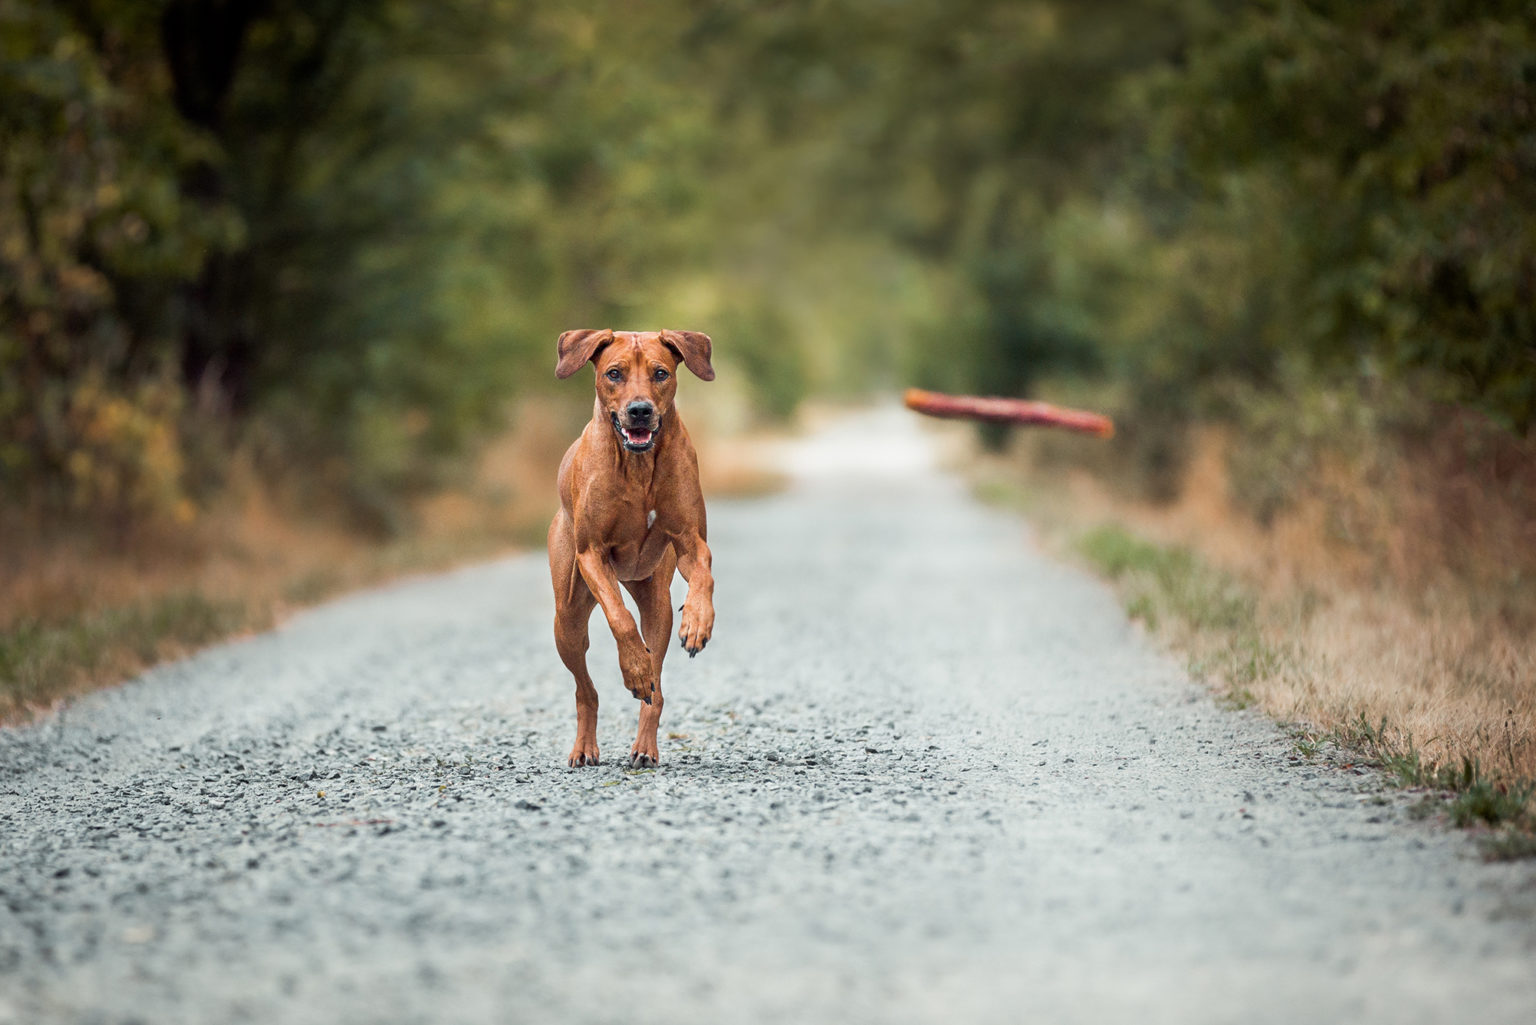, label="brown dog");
[547,329,716,768]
